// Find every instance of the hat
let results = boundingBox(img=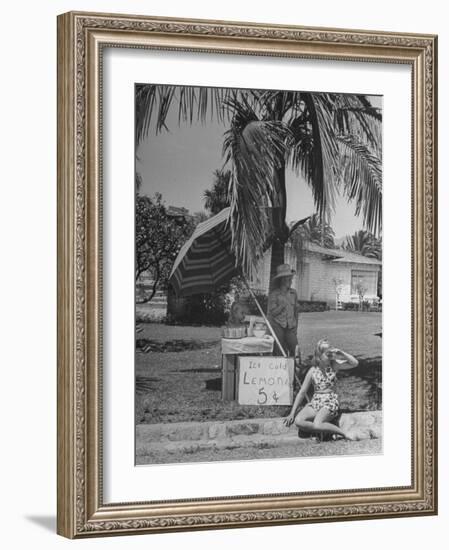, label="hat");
[272,263,296,280]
